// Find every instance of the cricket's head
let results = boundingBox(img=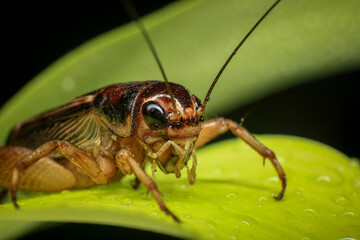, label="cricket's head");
[135,82,204,179]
